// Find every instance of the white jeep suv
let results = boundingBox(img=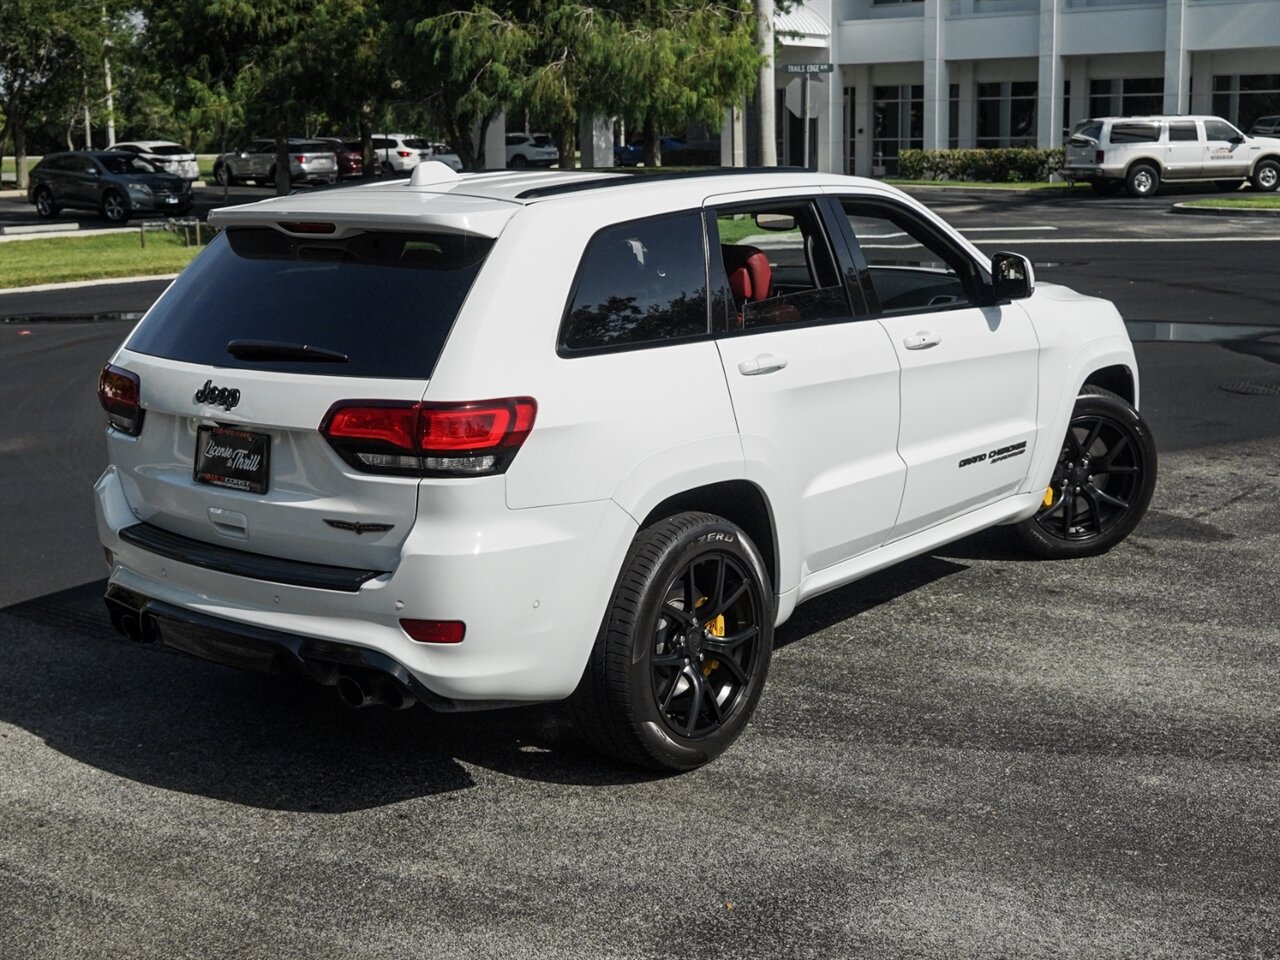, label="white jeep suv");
[95,165,1156,770]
